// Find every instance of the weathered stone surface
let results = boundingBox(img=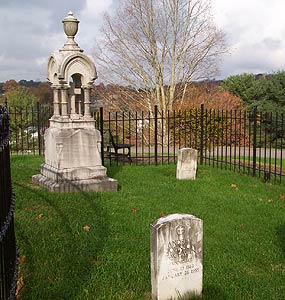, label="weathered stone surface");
[32,123,118,192]
[32,174,117,192]
[44,127,104,178]
[176,148,198,180]
[151,214,203,300]
[32,12,117,193]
